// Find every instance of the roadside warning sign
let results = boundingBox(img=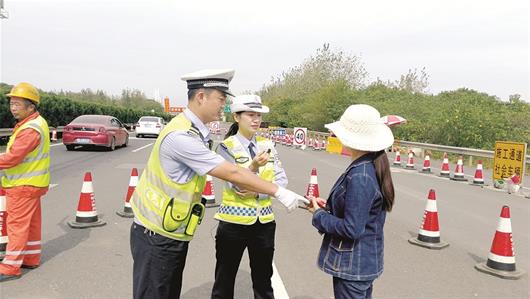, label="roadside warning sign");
[293,127,307,146]
[493,141,527,184]
[209,121,220,134]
